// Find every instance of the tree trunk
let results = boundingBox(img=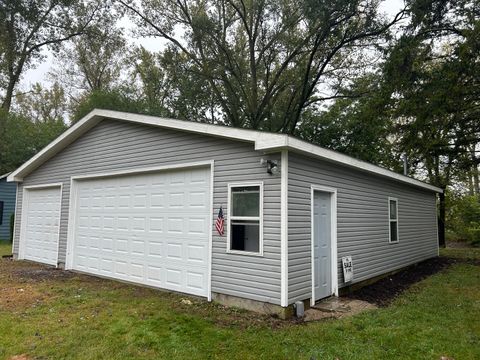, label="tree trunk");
[472,147,479,195]
[1,80,15,113]
[474,167,480,196]
[438,190,446,248]
[468,171,474,196]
